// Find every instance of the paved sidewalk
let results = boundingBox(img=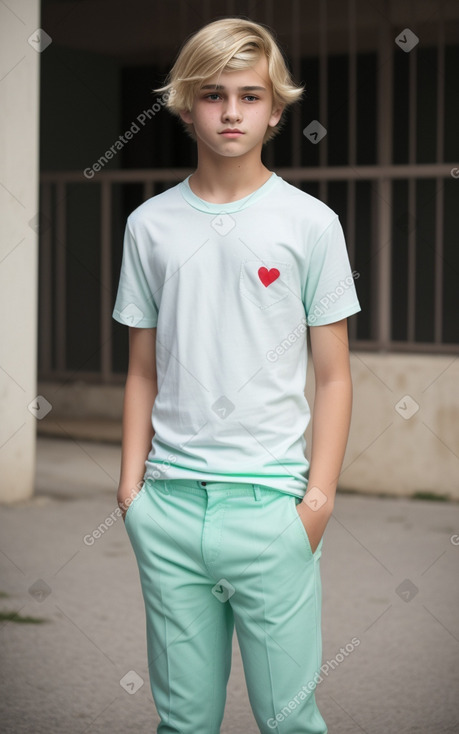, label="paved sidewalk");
[0,436,458,734]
